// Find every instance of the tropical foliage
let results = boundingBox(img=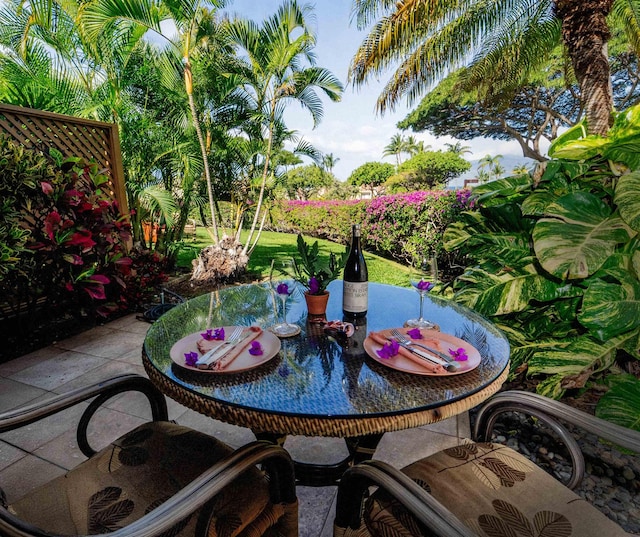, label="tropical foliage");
[350,0,640,136]
[0,0,342,283]
[0,135,168,345]
[443,103,640,427]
